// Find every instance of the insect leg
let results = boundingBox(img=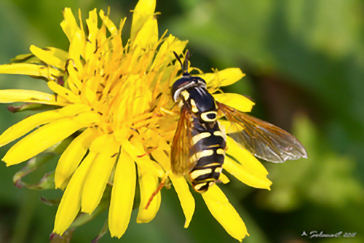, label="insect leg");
[145,170,170,209]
